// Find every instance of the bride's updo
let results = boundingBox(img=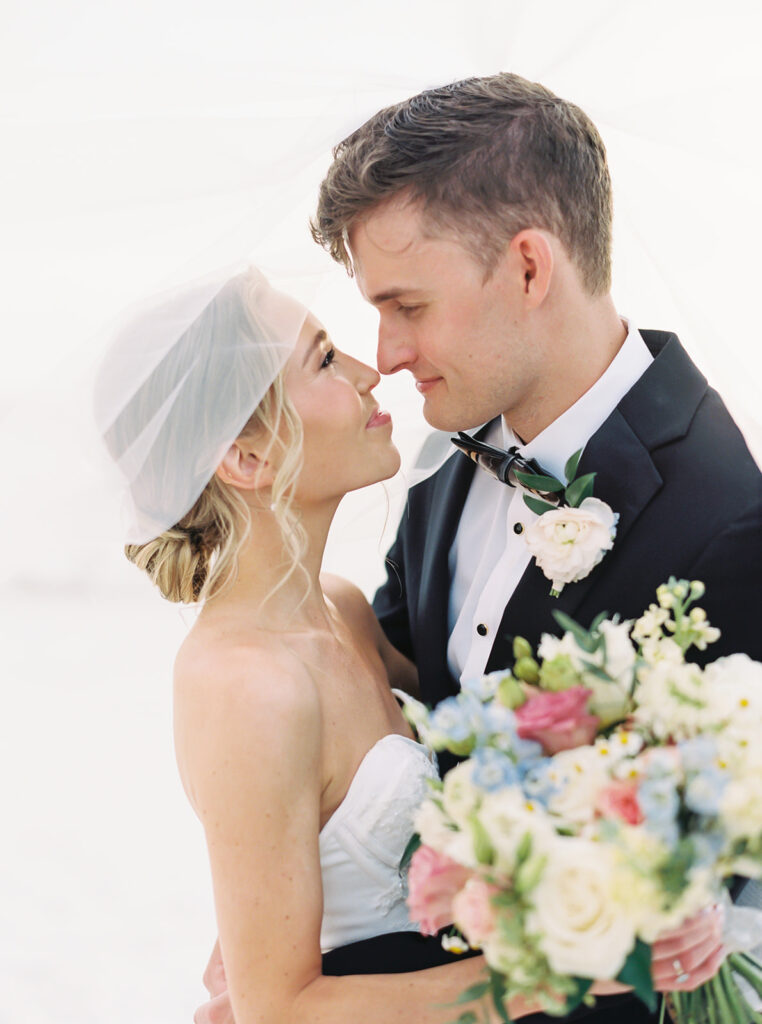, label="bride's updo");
[96,268,308,604]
